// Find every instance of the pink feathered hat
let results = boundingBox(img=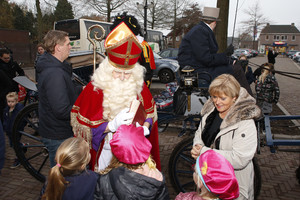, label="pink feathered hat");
[196,150,239,200]
[110,124,152,164]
